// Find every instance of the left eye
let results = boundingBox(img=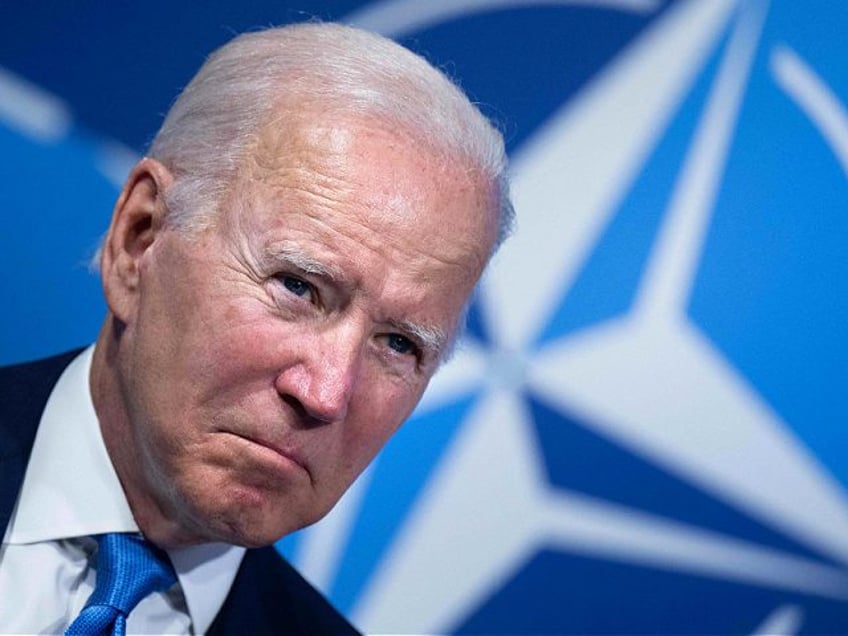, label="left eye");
[281,276,313,299]
[386,334,417,356]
